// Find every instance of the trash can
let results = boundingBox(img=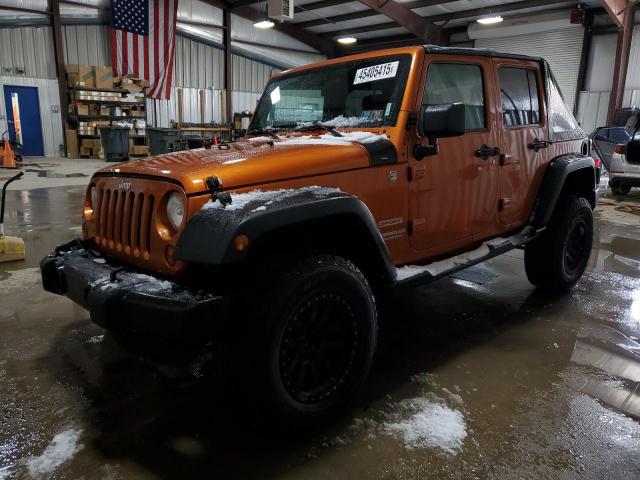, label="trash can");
[99,127,130,162]
[147,127,179,155]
